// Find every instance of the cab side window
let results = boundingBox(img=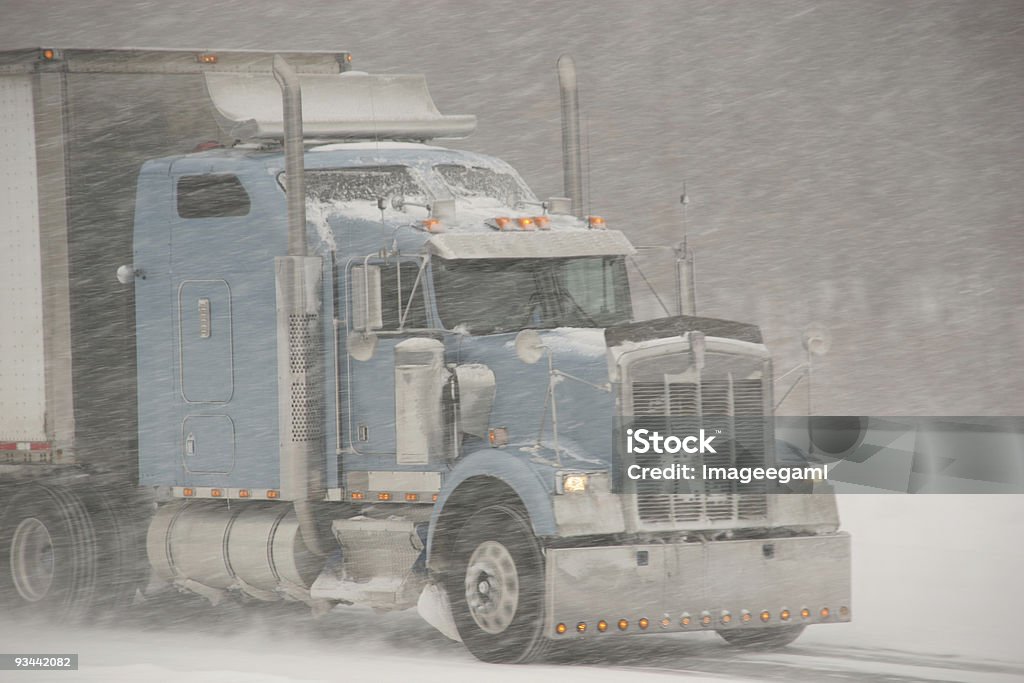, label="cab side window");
[177,174,251,218]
